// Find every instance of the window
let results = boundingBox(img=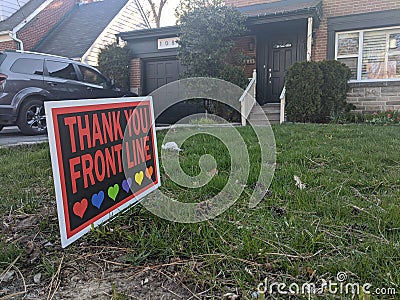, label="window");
[336,27,400,81]
[0,53,7,65]
[11,58,44,75]
[78,65,108,87]
[46,60,78,80]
